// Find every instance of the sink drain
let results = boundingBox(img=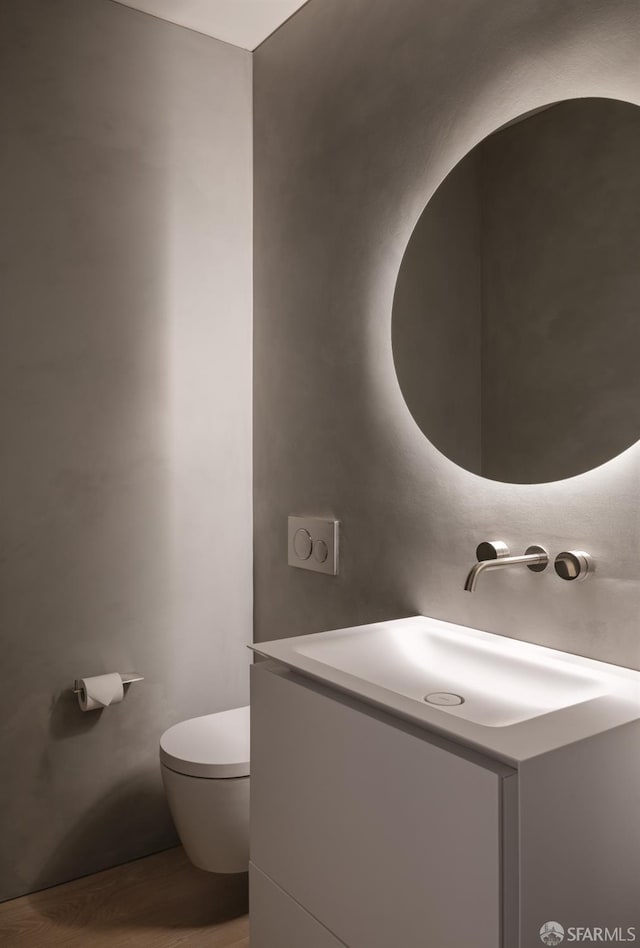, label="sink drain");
[424,692,465,707]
